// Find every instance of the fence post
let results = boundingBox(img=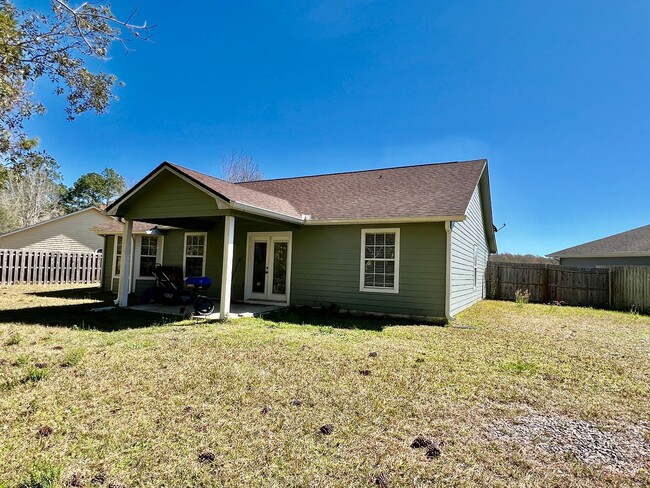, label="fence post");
[542,266,550,303]
[608,267,612,309]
